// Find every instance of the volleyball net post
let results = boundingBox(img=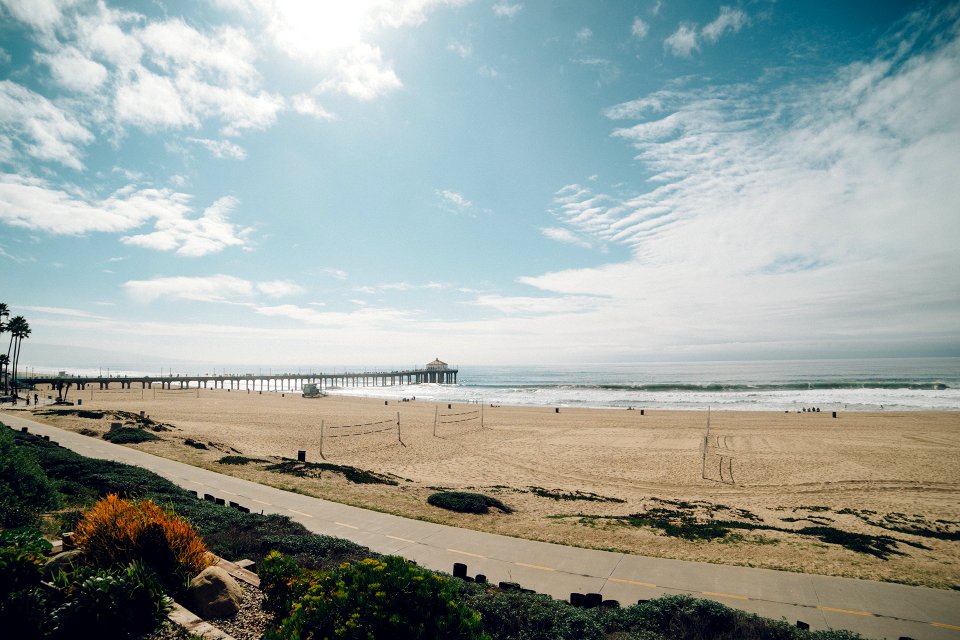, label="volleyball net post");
[701,406,711,480]
[319,420,325,460]
[397,411,405,447]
